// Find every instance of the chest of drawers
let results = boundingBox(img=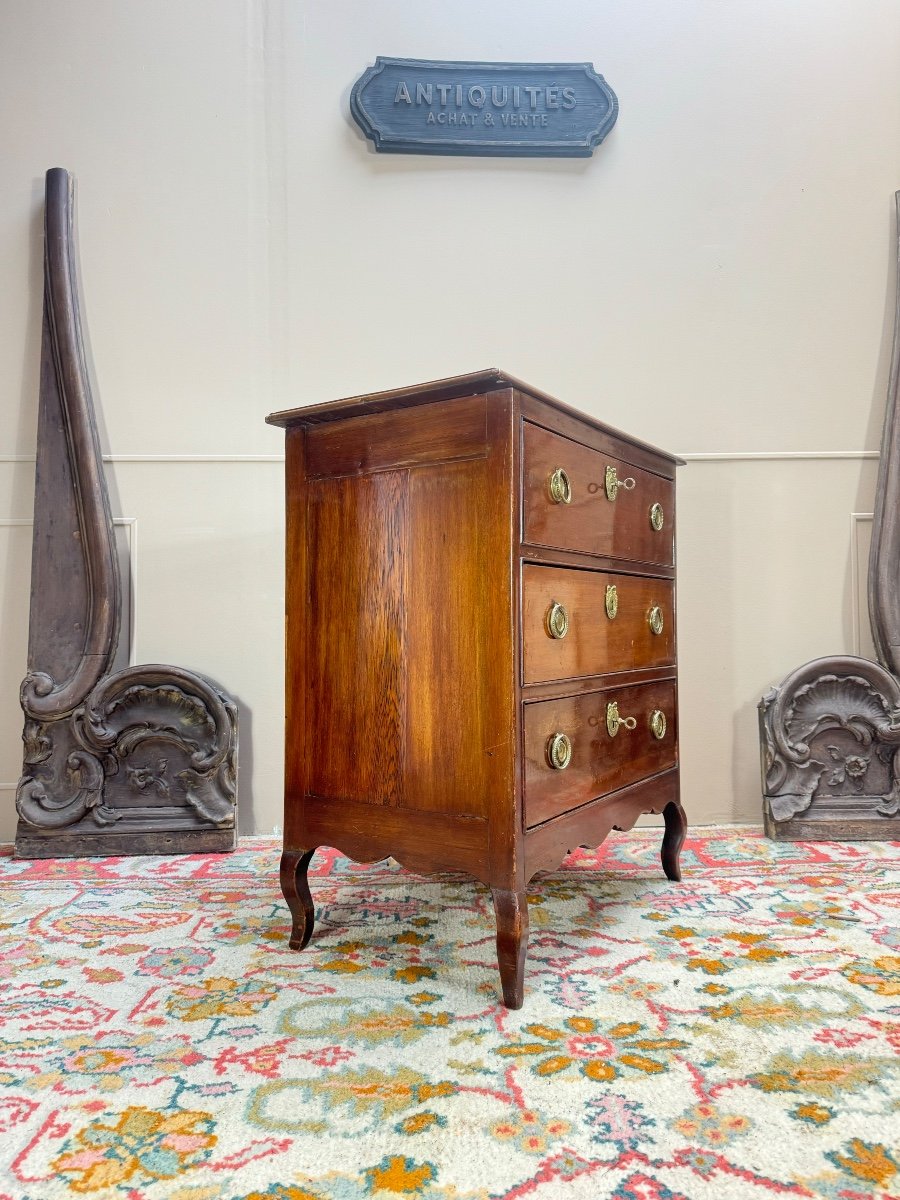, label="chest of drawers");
[267,369,686,1008]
